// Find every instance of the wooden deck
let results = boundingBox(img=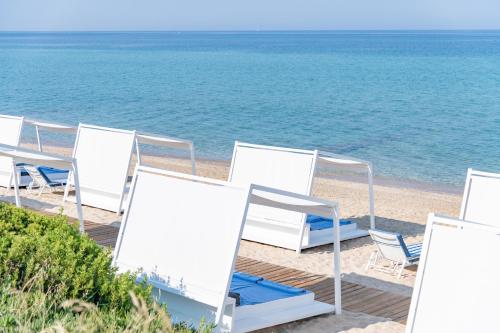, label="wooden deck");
[83,219,410,324]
